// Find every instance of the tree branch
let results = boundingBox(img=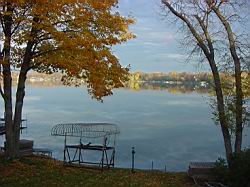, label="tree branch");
[0,82,5,99]
[194,14,215,58]
[0,64,5,99]
[212,4,244,153]
[33,47,61,58]
[161,0,211,58]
